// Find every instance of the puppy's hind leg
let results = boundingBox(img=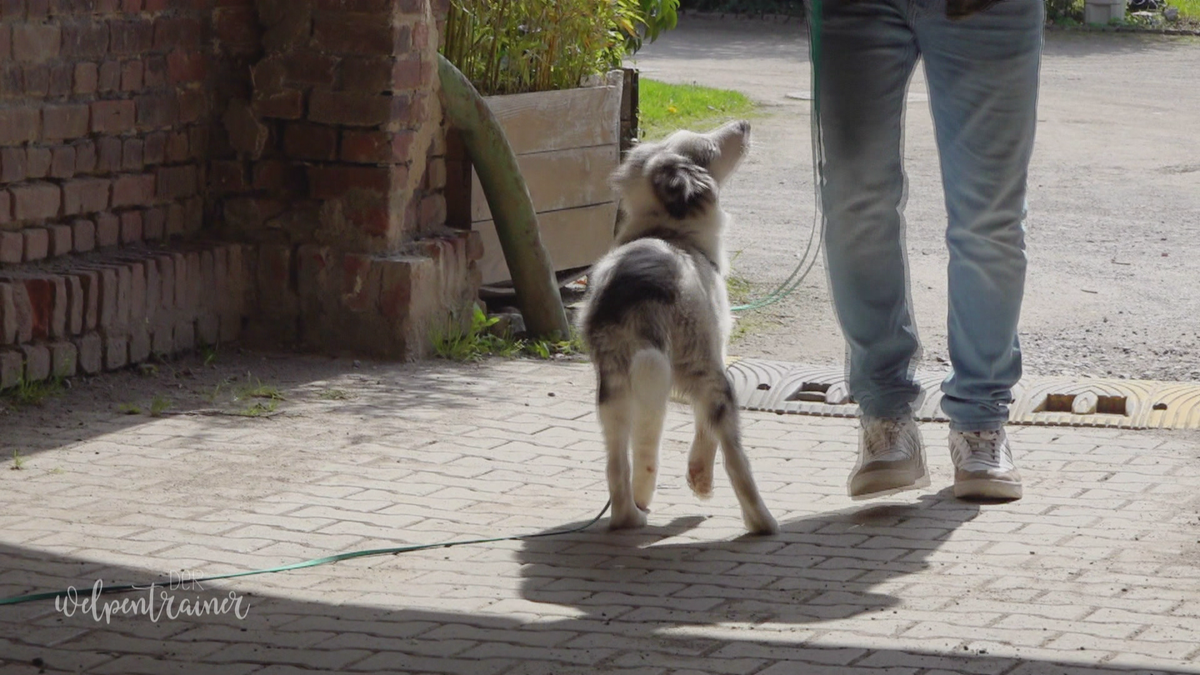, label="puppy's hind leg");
[598,373,645,530]
[630,349,671,513]
[687,403,718,499]
[702,376,779,535]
